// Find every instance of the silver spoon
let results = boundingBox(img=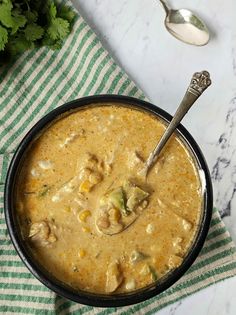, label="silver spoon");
[97,71,211,236]
[159,0,210,46]
[141,70,212,178]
